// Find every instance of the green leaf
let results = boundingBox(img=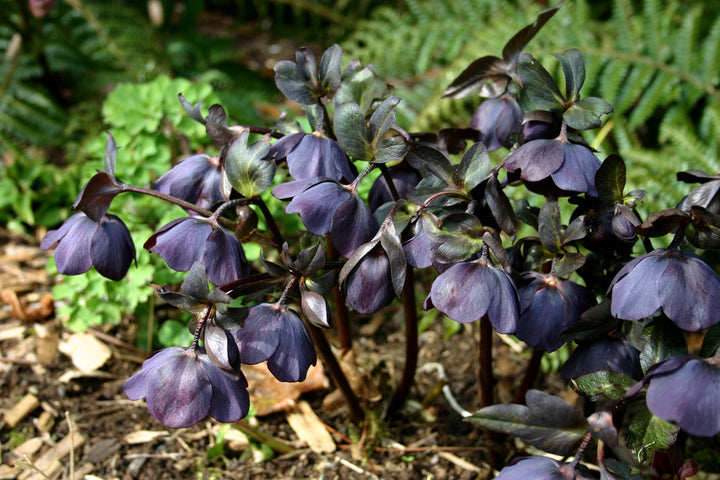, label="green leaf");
[405,145,454,185]
[627,410,679,464]
[573,371,637,401]
[554,252,586,277]
[518,53,565,111]
[554,49,586,103]
[274,60,316,105]
[224,131,275,197]
[700,321,720,358]
[638,317,688,373]
[423,212,485,262]
[374,136,408,164]
[335,62,384,113]
[596,155,626,202]
[368,96,401,146]
[334,101,371,161]
[468,390,587,456]
[319,44,342,96]
[538,198,562,254]
[455,142,491,192]
[564,97,613,130]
